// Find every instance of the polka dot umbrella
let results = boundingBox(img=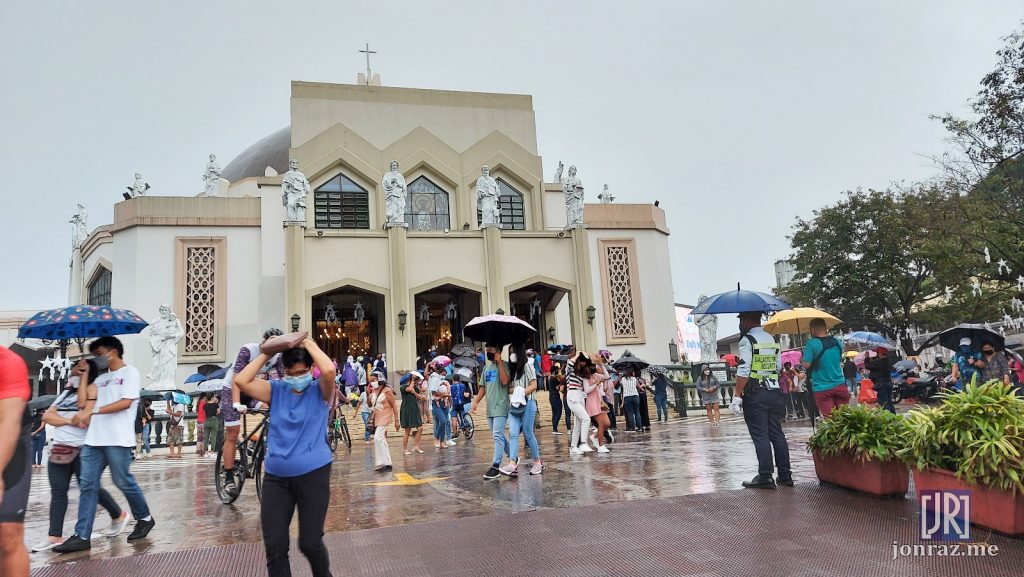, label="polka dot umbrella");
[17,305,149,341]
